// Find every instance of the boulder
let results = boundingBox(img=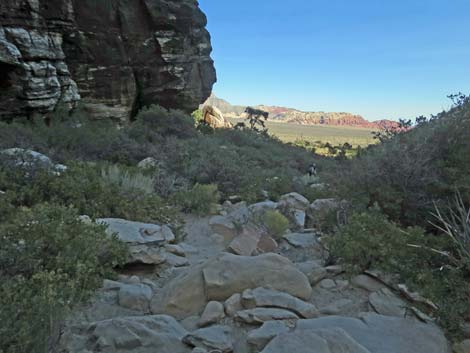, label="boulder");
[278,193,310,211]
[89,315,190,353]
[235,308,299,324]
[118,284,152,313]
[241,287,319,319]
[151,264,207,319]
[296,313,451,353]
[202,253,312,302]
[0,148,66,173]
[151,253,312,319]
[295,261,327,285]
[97,218,175,245]
[198,301,225,327]
[182,325,233,353]
[202,105,232,128]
